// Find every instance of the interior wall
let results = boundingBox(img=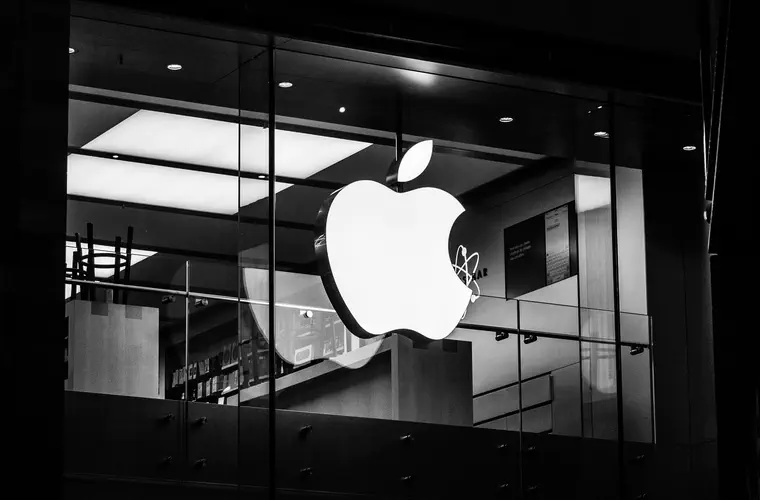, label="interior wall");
[452,160,651,441]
